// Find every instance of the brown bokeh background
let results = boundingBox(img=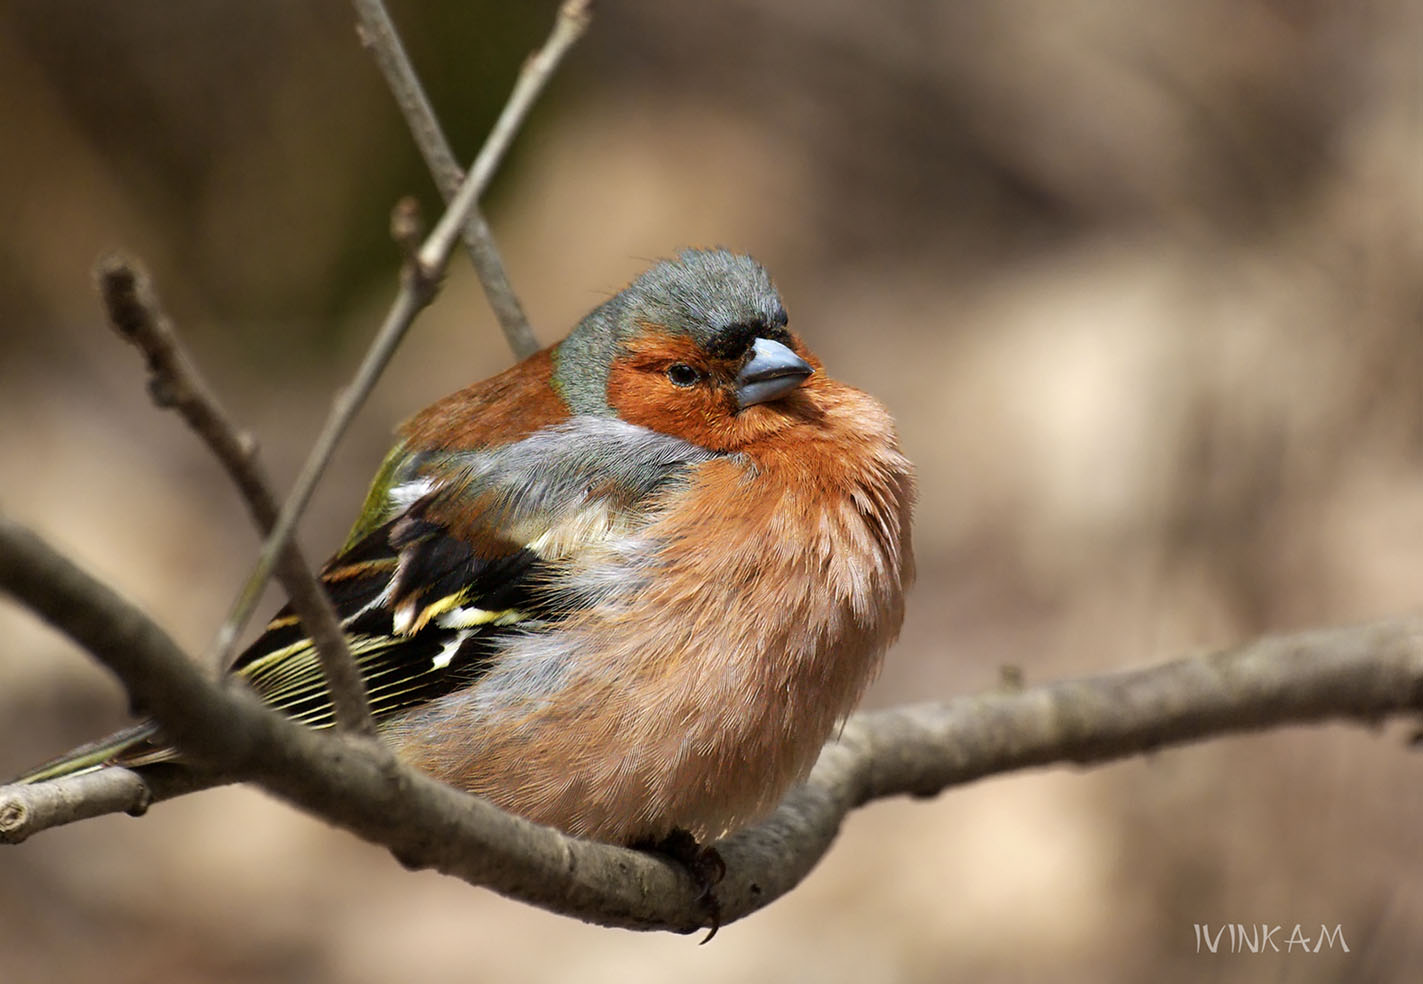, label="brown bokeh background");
[2,2,1420,981]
